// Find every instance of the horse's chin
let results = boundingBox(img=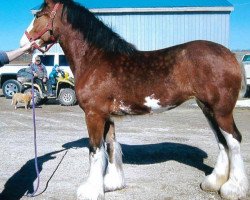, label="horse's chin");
[27,48,35,54]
